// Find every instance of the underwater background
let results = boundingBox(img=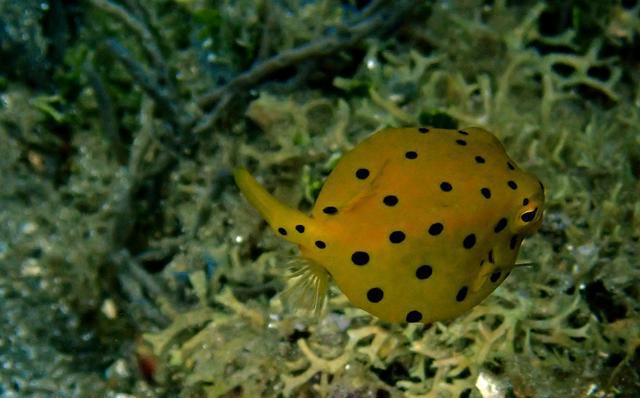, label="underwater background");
[0,0,639,397]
